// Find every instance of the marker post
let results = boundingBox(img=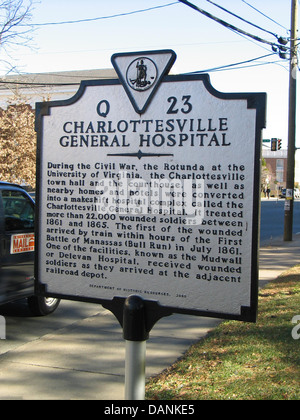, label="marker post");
[123,295,148,400]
